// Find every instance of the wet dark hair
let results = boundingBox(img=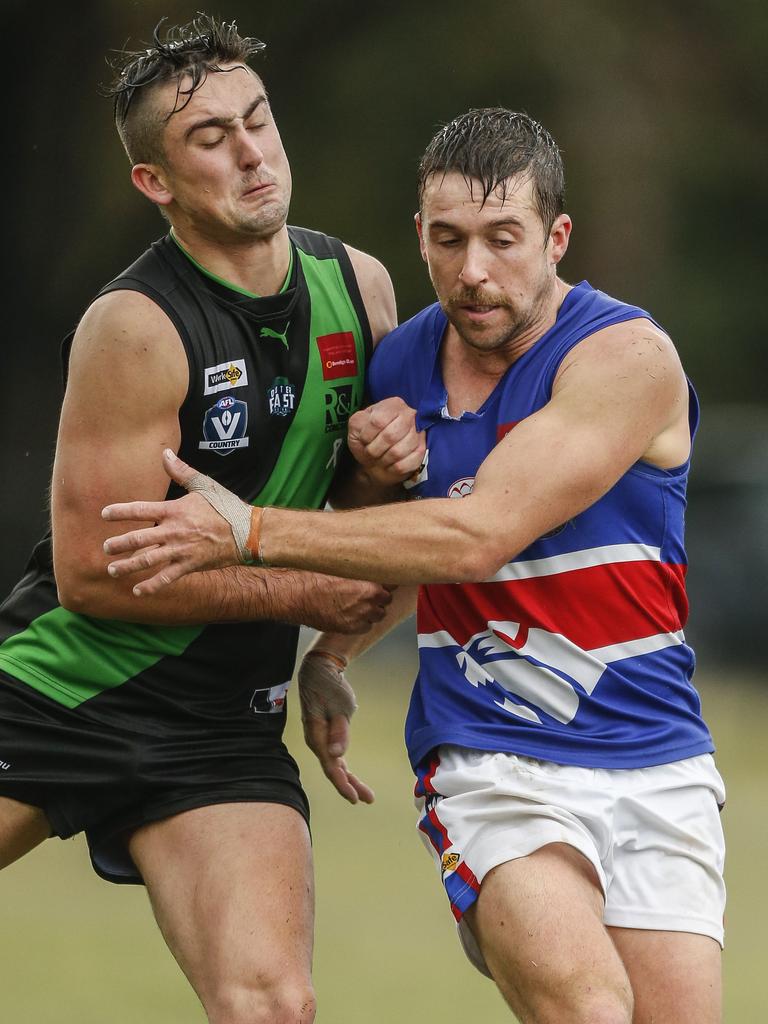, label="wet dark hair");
[106,13,266,164]
[417,108,565,233]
